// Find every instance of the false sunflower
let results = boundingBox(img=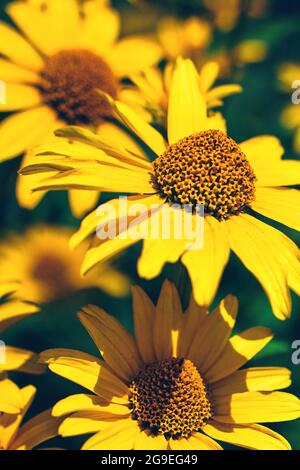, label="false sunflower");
[0,0,161,216]
[0,280,43,375]
[22,58,300,320]
[0,225,129,304]
[0,379,62,450]
[40,281,300,450]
